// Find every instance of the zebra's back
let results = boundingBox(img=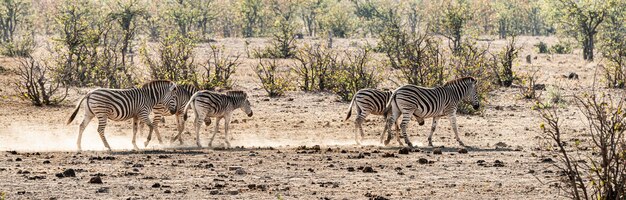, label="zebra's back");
[393,85,451,118]
[191,90,232,117]
[354,88,393,115]
[87,88,148,121]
